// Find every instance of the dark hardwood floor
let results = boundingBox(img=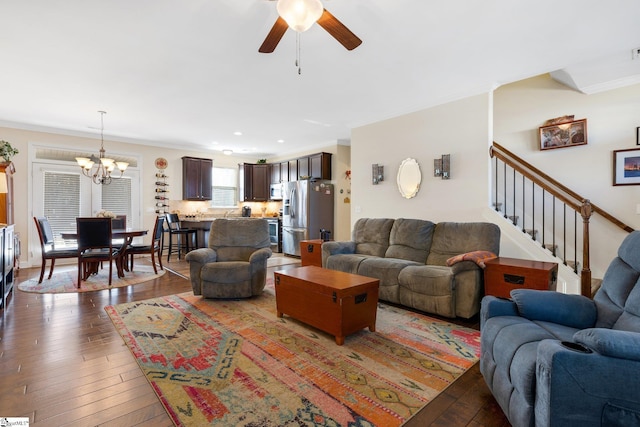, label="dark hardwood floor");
[0,255,509,426]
